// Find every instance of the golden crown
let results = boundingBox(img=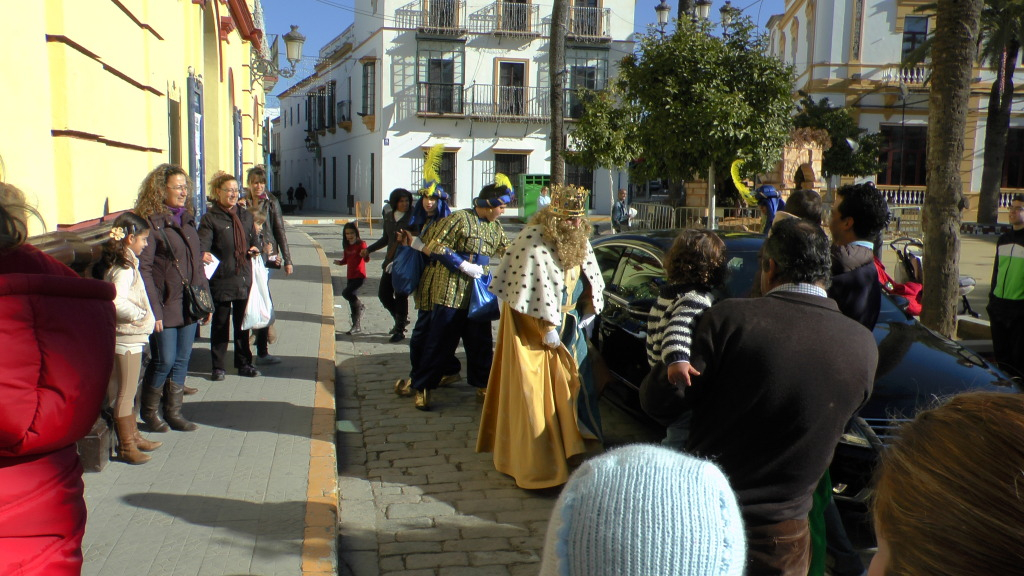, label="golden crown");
[550,185,590,218]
